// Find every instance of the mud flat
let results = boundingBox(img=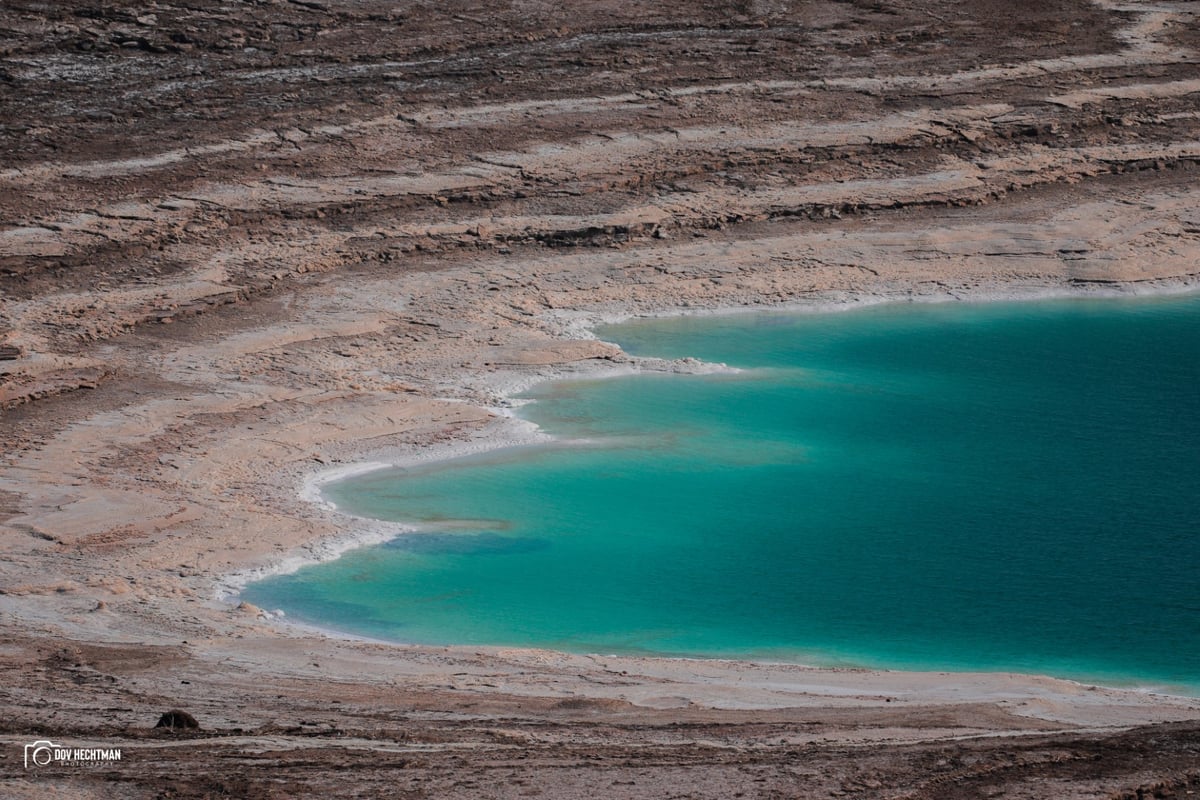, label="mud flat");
[2,0,1200,797]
